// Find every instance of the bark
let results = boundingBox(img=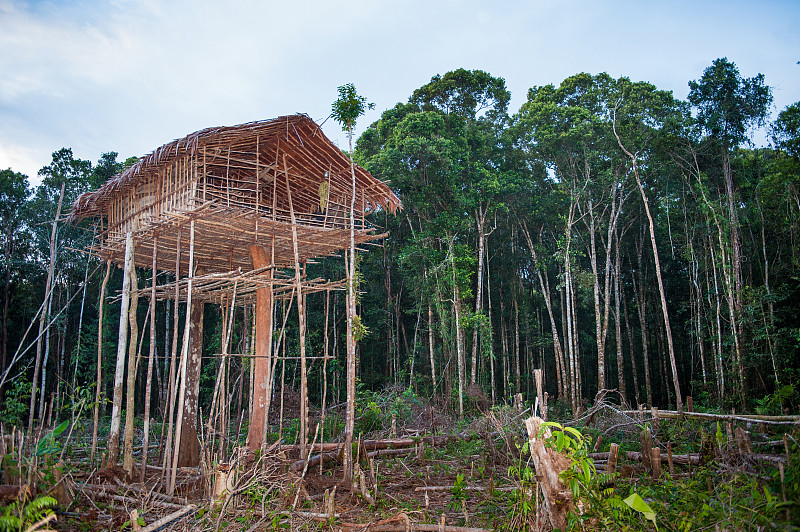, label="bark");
[634,230,653,406]
[613,229,626,401]
[449,237,466,417]
[524,416,574,531]
[107,232,134,465]
[177,301,203,467]
[161,231,182,480]
[513,294,521,394]
[247,246,273,453]
[123,265,139,474]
